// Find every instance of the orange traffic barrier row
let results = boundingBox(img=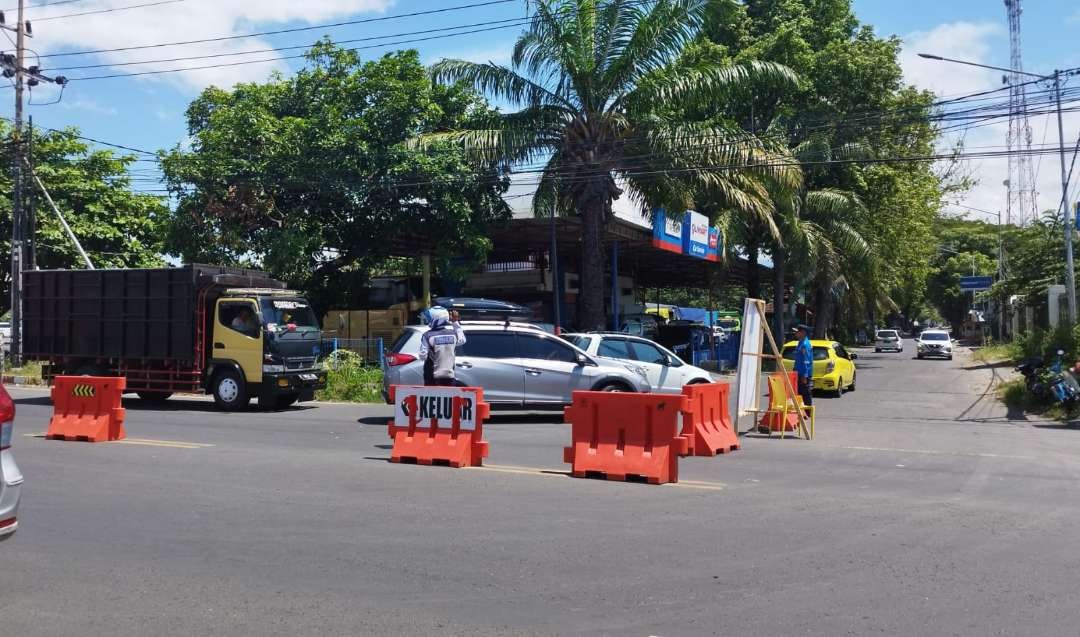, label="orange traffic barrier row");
[46,376,127,443]
[680,382,740,457]
[387,385,490,468]
[562,391,690,485]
